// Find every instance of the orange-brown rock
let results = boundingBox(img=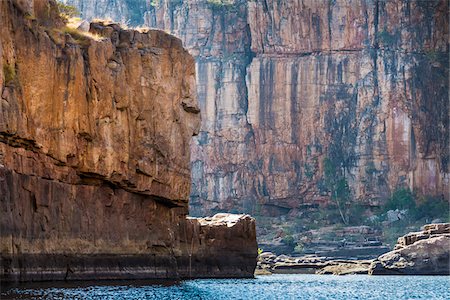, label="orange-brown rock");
[144,0,449,216]
[0,0,257,281]
[61,0,449,218]
[178,214,257,278]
